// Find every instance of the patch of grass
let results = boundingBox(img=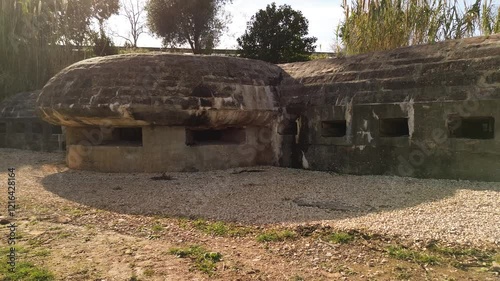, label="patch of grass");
[69,209,84,217]
[193,220,227,236]
[56,231,72,239]
[394,266,412,280]
[15,231,24,240]
[427,243,495,262]
[327,232,355,244]
[151,223,164,232]
[169,245,222,276]
[32,249,51,257]
[61,206,85,217]
[428,243,480,257]
[256,229,297,242]
[450,261,468,270]
[177,218,191,229]
[0,247,54,281]
[0,246,28,255]
[47,226,62,231]
[143,268,154,277]
[387,246,439,265]
[27,239,43,248]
